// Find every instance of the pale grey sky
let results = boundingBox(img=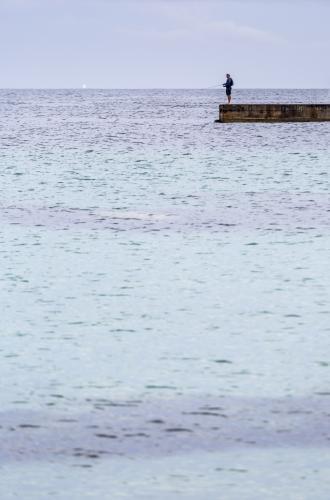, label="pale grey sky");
[0,0,329,88]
